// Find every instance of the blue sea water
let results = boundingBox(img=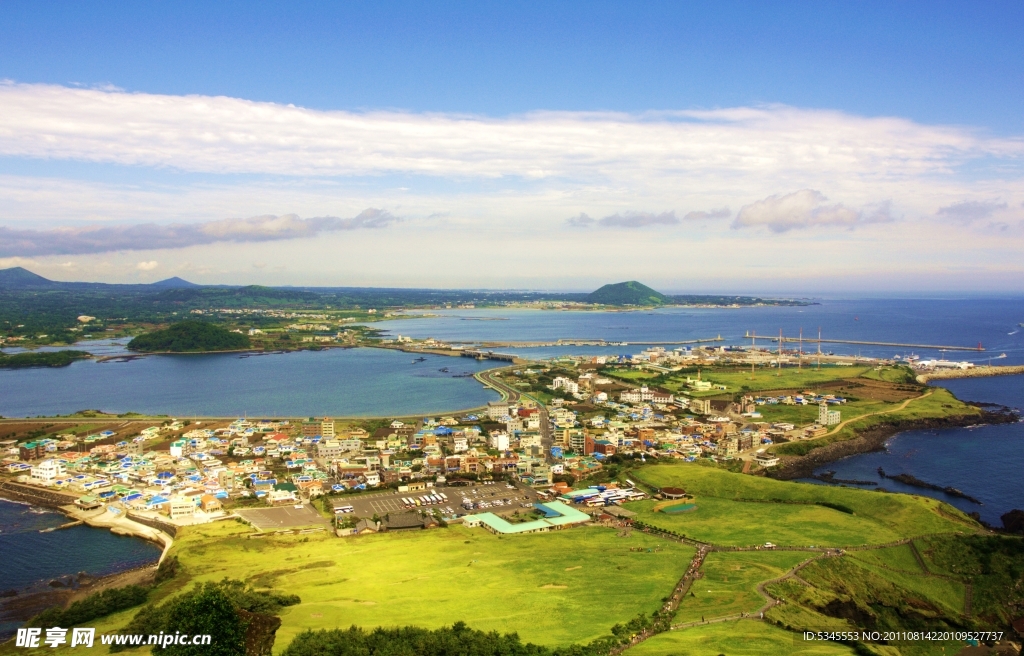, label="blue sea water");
[806,375,1024,525]
[0,346,499,418]
[0,499,161,637]
[374,298,1024,363]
